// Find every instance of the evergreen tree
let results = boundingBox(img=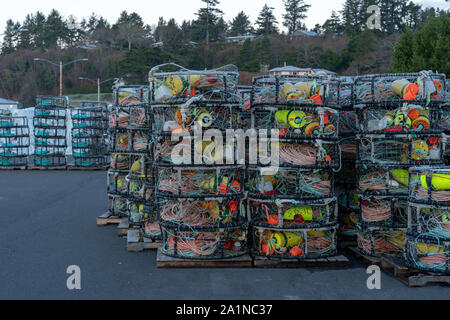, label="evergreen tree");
[390,27,414,72]
[282,0,311,35]
[195,0,223,46]
[230,11,254,36]
[256,4,279,35]
[322,10,343,34]
[1,20,19,54]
